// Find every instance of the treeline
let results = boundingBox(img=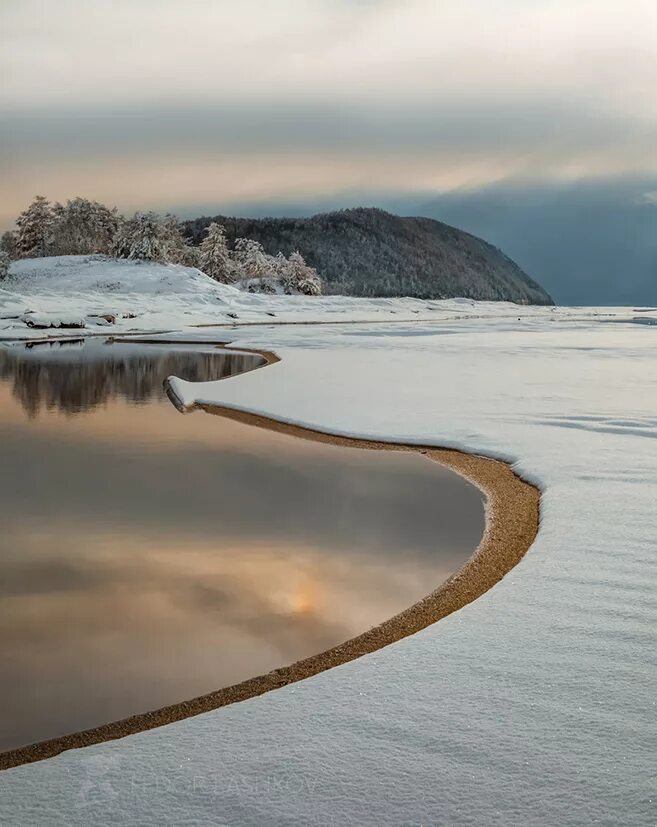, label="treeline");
[0,197,322,295]
[184,207,553,304]
[2,199,553,304]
